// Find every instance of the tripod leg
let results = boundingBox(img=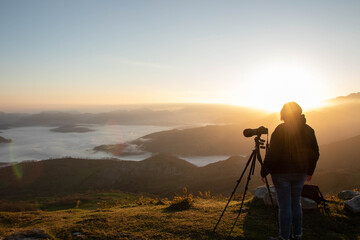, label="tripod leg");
[213,150,256,233]
[264,177,279,229]
[229,153,257,236]
[256,147,279,230]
